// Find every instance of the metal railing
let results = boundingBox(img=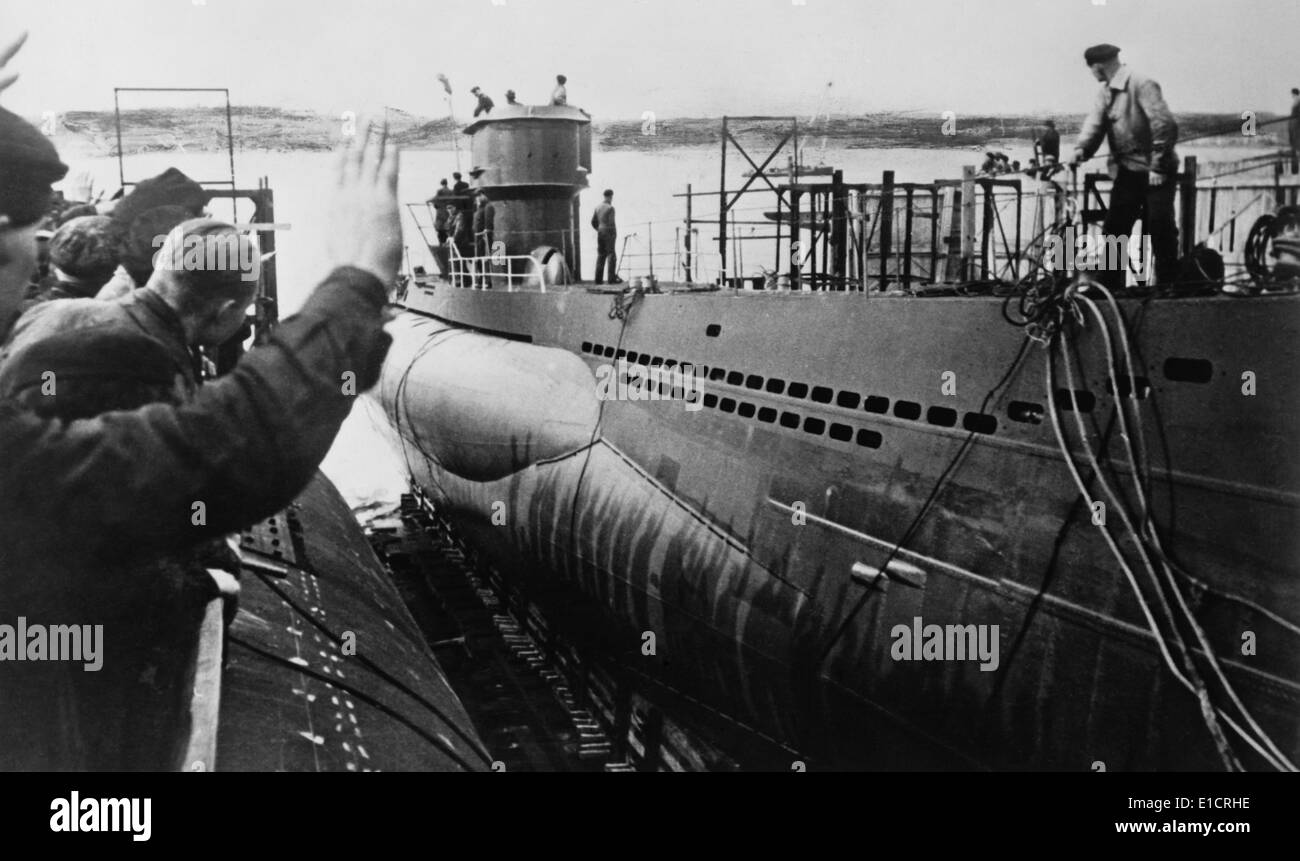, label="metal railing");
[612,224,731,286]
[447,243,554,292]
